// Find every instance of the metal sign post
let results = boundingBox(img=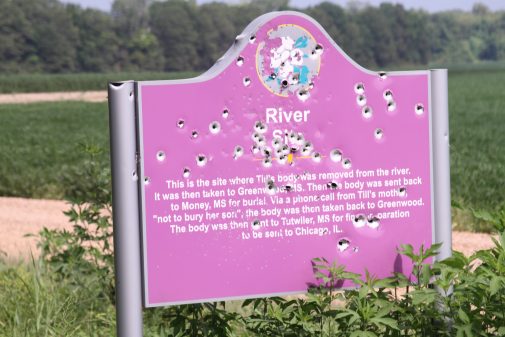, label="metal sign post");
[431,69,452,261]
[109,81,144,337]
[108,11,451,335]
